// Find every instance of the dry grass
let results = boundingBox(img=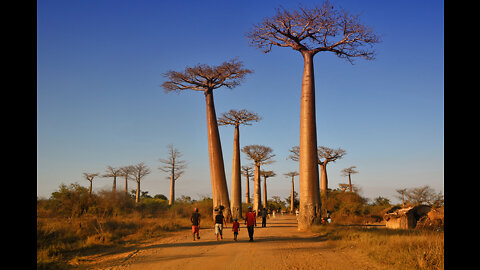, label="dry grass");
[311,225,444,270]
[37,194,214,270]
